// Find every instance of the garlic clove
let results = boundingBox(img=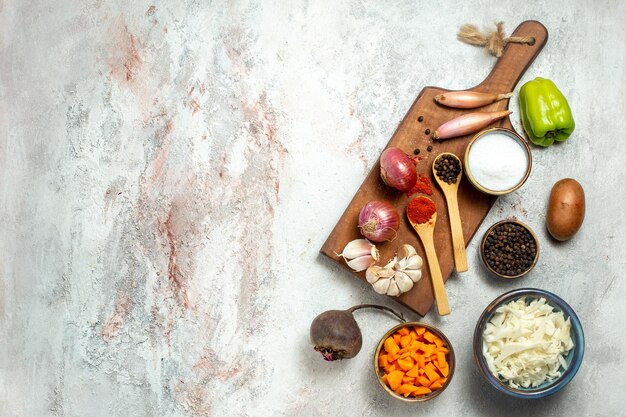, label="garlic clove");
[336,239,375,260]
[379,269,395,279]
[372,278,391,294]
[366,265,384,283]
[371,245,380,262]
[346,255,374,272]
[395,257,407,270]
[366,265,396,282]
[365,268,377,284]
[398,244,417,259]
[394,245,419,271]
[404,254,423,270]
[383,257,398,270]
[386,280,401,297]
[404,268,422,283]
[395,271,414,293]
